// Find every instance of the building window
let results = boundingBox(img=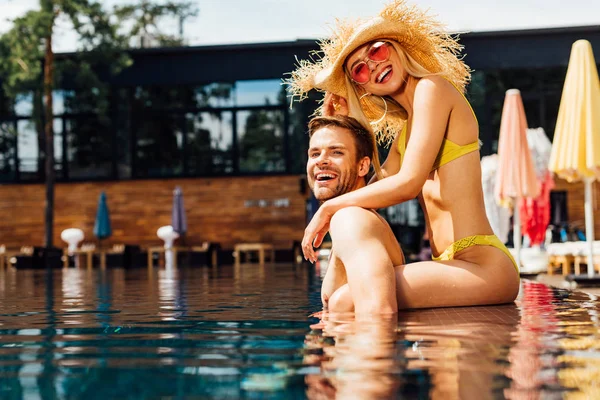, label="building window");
[0,121,17,182]
[237,109,285,173]
[113,88,132,180]
[133,112,184,178]
[185,111,234,175]
[14,93,33,117]
[65,116,113,179]
[16,120,39,182]
[0,76,312,182]
[196,83,234,107]
[53,118,64,180]
[235,79,283,106]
